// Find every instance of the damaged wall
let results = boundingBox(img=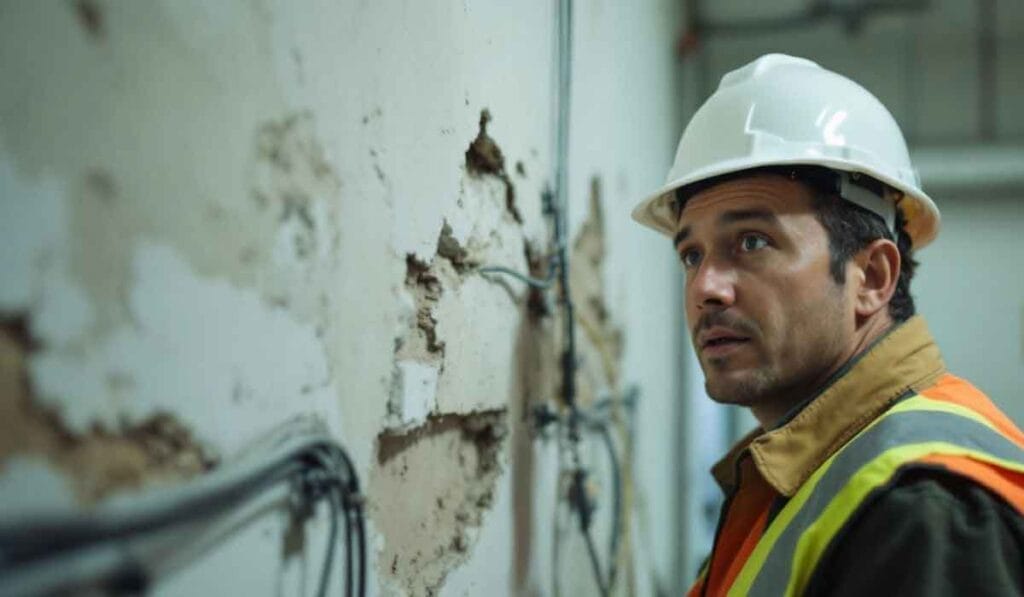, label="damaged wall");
[0,1,685,595]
